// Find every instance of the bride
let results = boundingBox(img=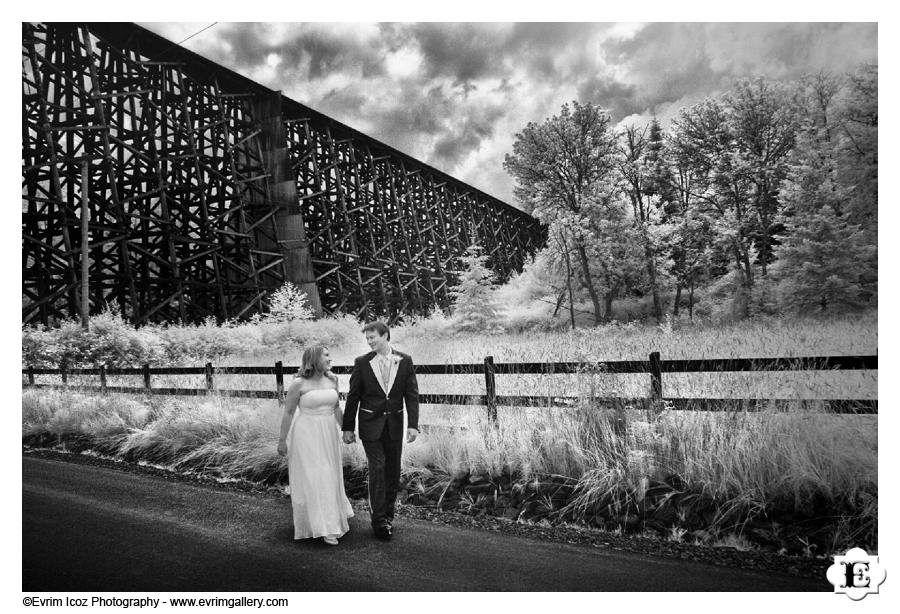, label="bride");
[277,346,354,545]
